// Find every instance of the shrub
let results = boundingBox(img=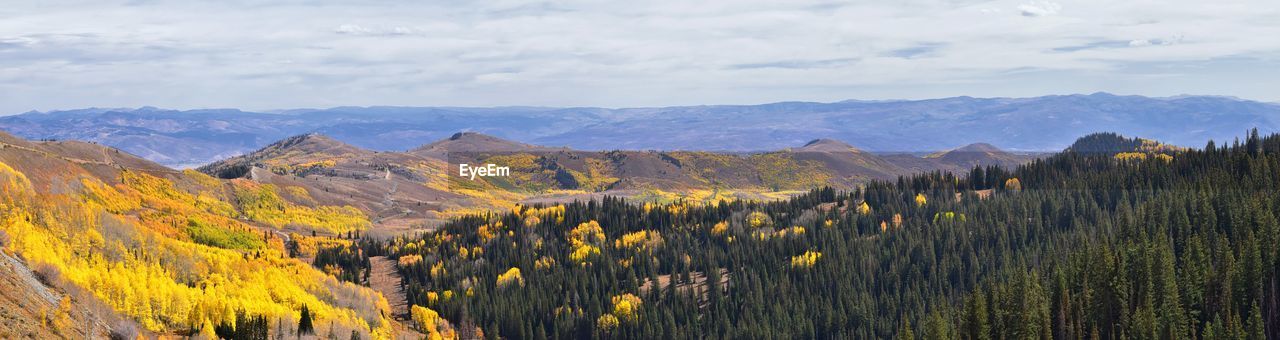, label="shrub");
[33,262,62,287]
